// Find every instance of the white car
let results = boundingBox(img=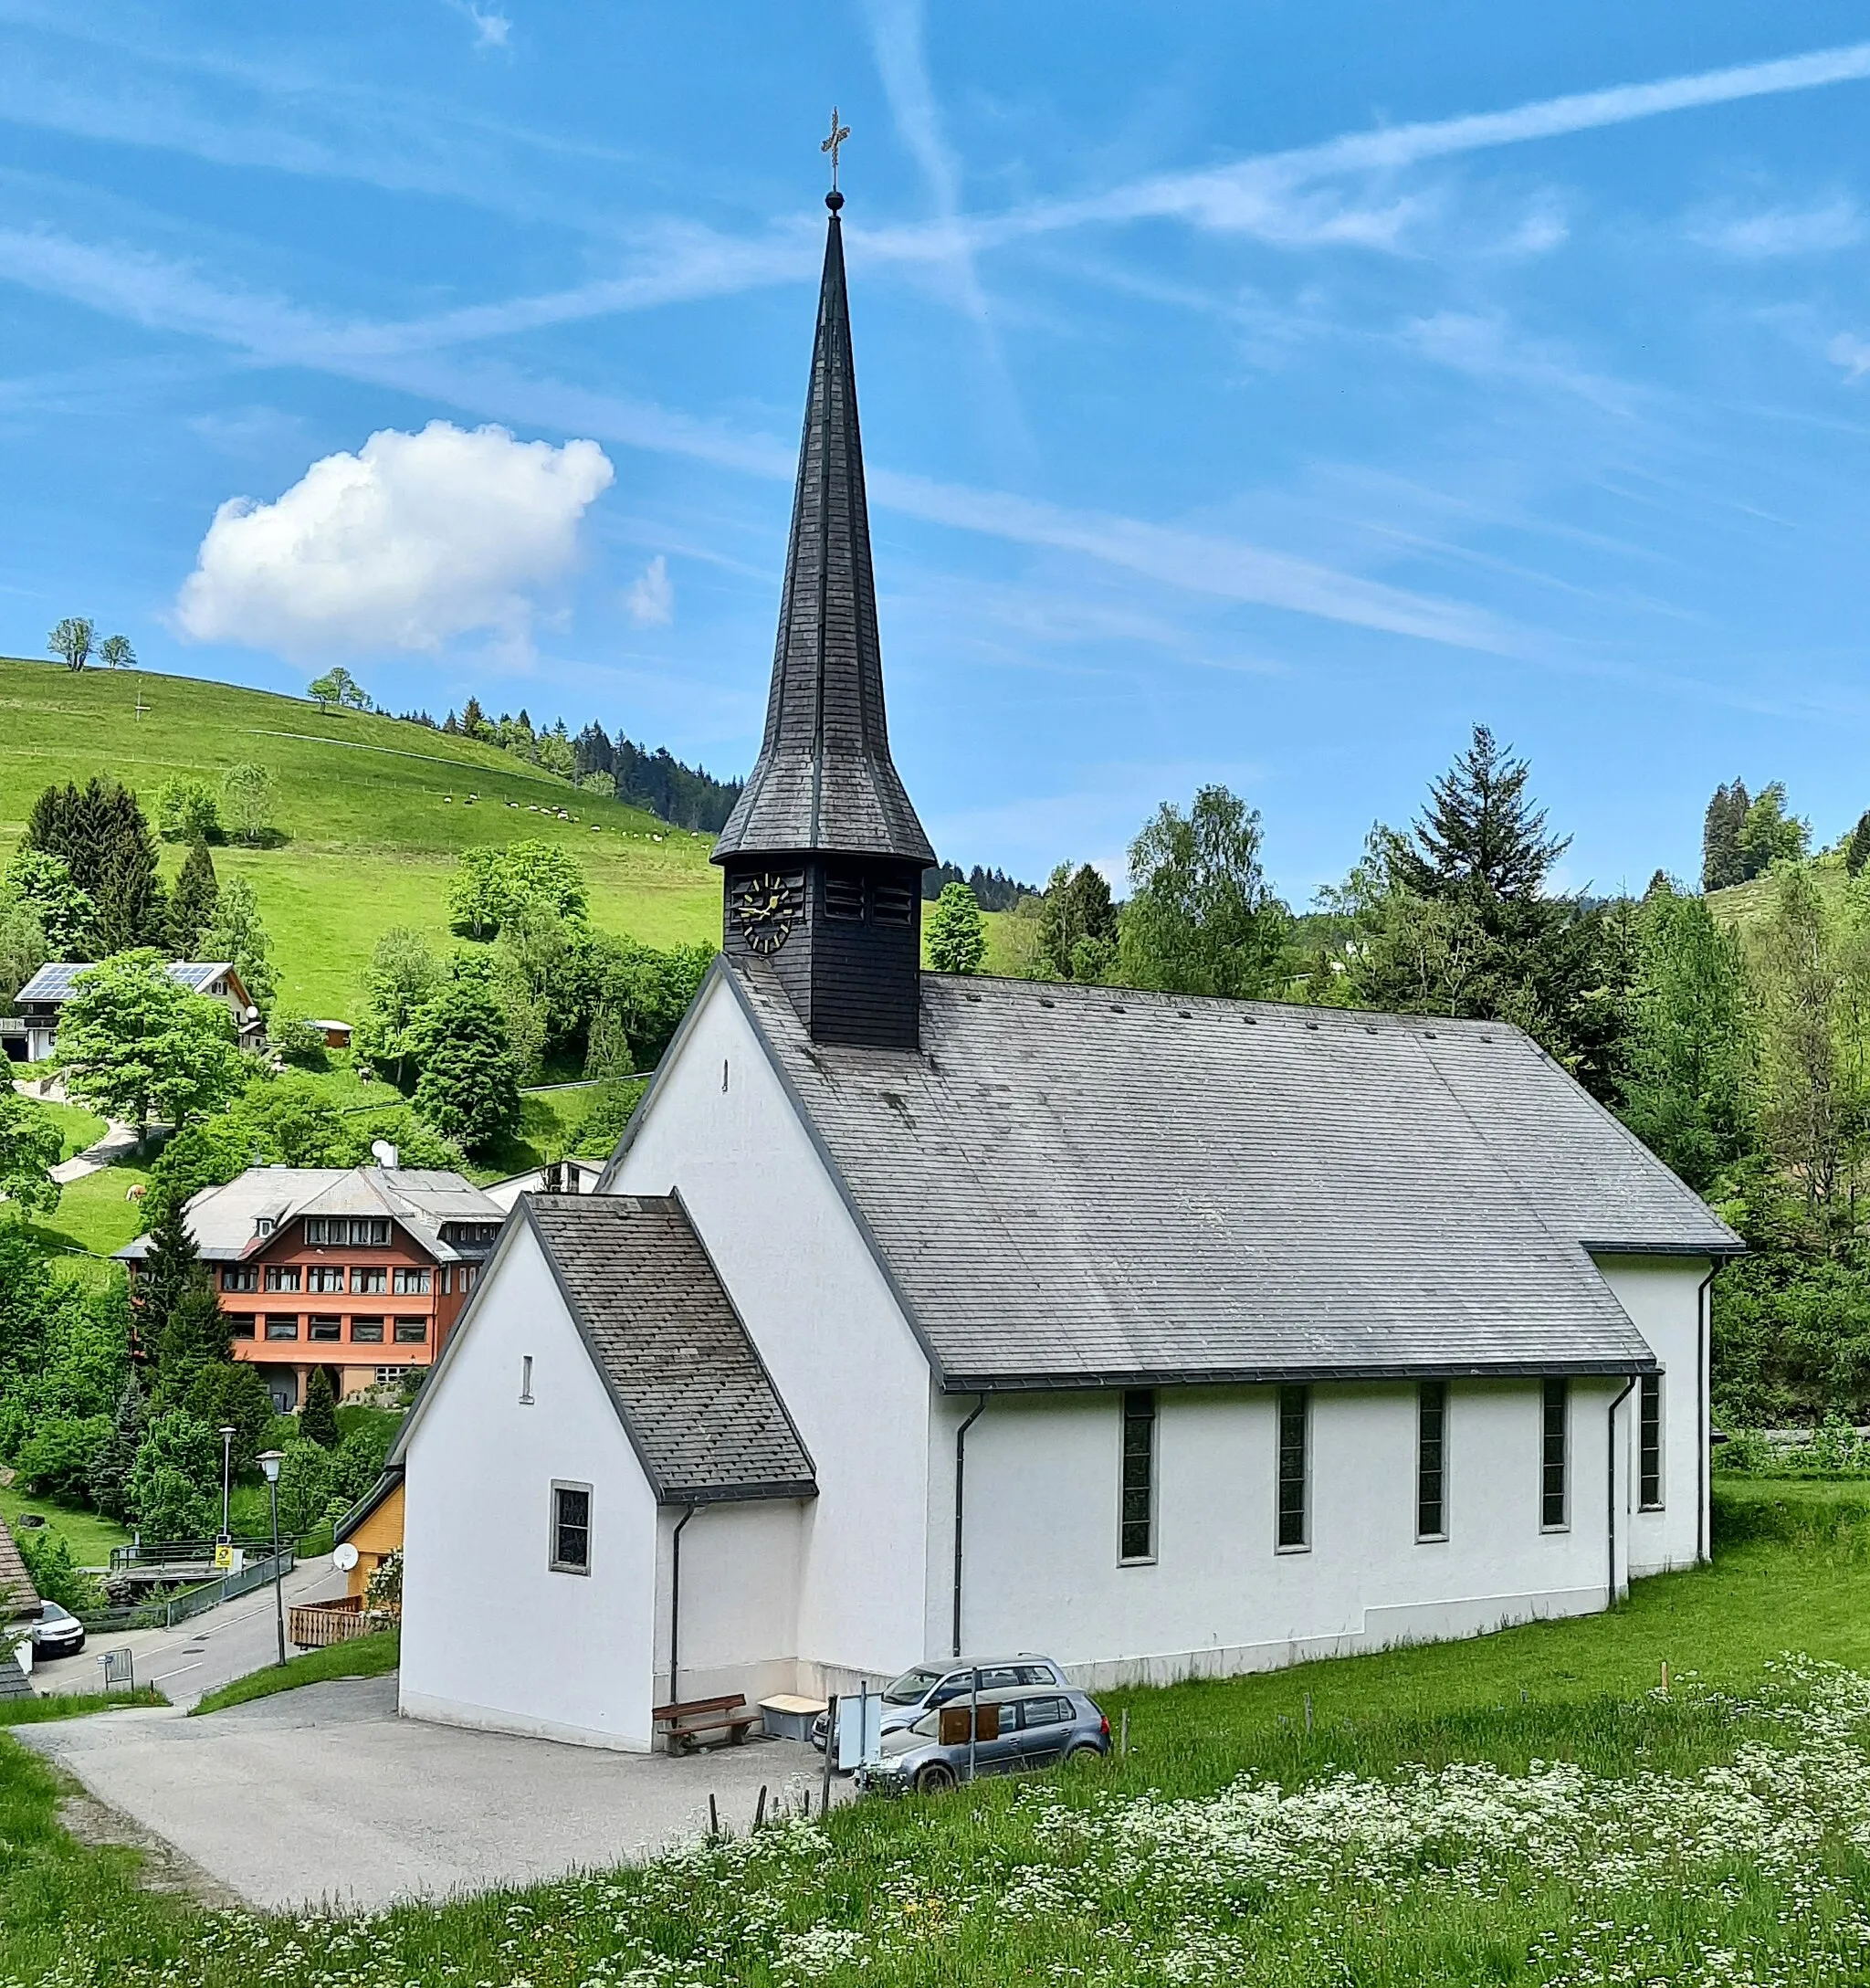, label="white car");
[30,1602,86,1658]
